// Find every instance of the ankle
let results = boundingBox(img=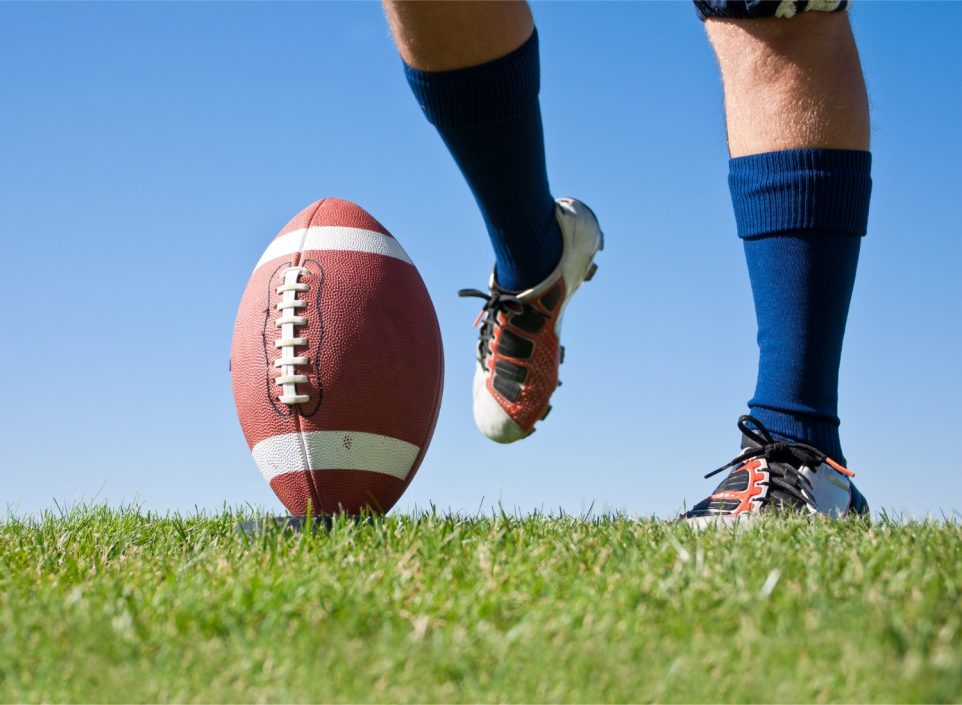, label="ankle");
[747,406,846,465]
